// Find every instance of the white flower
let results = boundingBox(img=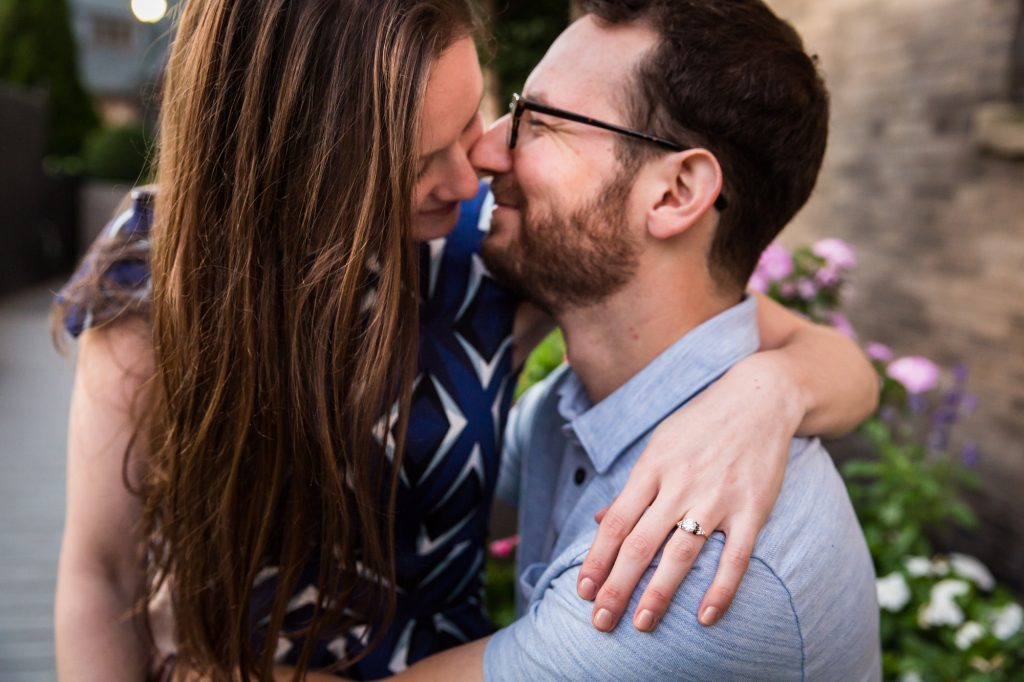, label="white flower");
[950,553,996,591]
[919,579,970,627]
[877,572,911,612]
[931,558,950,576]
[904,556,933,578]
[991,603,1023,640]
[899,673,923,682]
[955,621,985,650]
